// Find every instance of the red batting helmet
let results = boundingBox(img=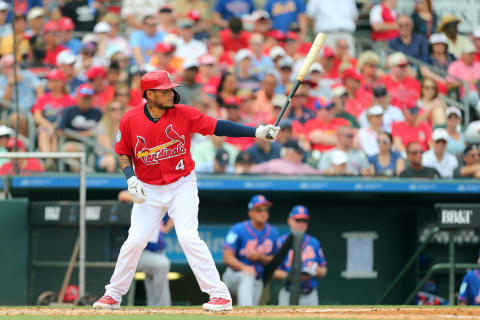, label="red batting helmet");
[140,70,181,104]
[63,284,79,302]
